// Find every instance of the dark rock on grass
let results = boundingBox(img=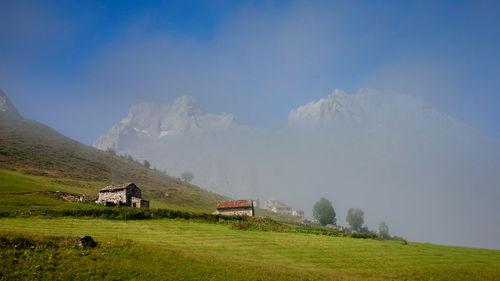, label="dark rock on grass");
[78,236,97,248]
